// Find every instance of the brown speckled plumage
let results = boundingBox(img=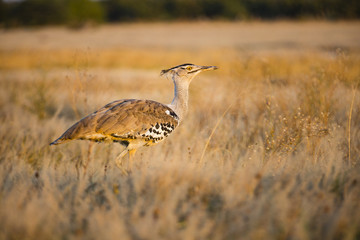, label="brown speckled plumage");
[50,99,179,145]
